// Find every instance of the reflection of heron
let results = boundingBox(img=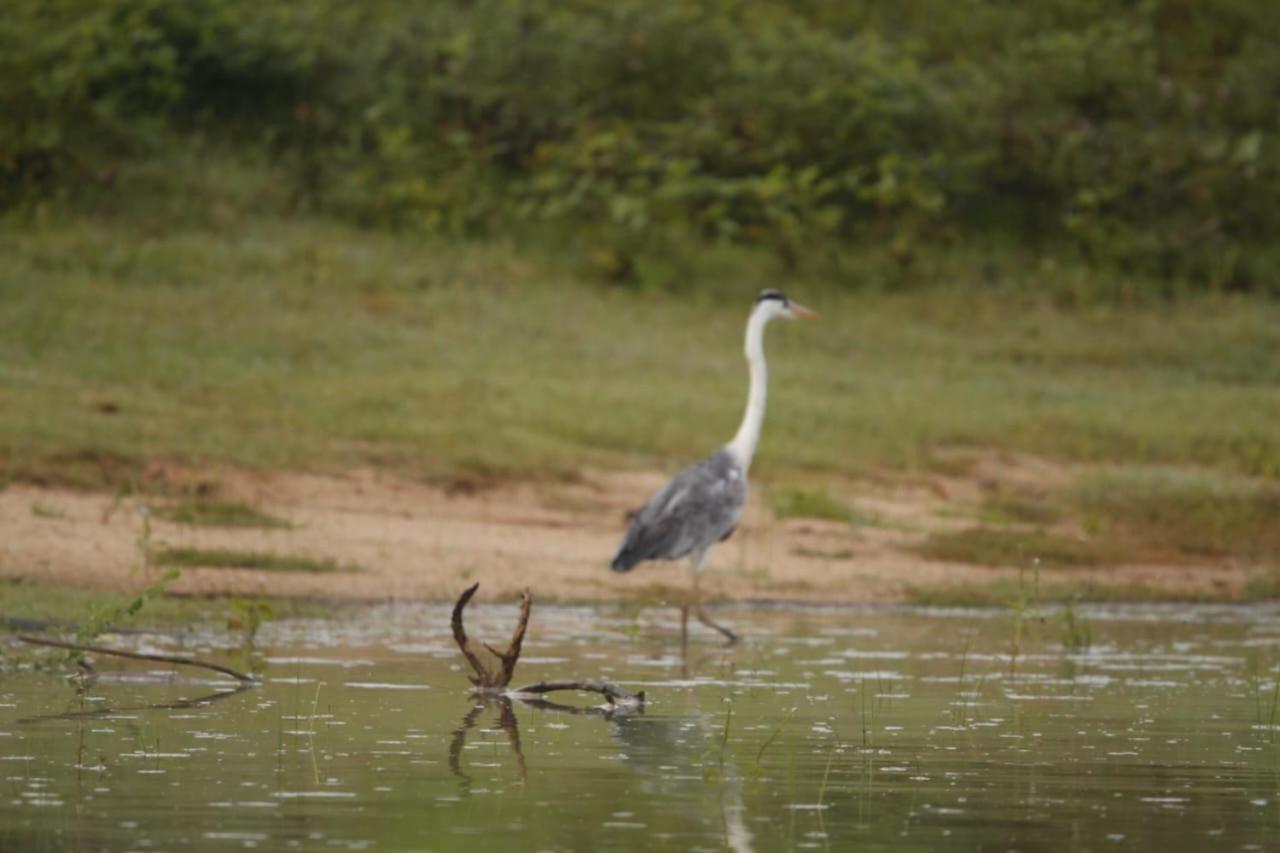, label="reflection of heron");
[611,290,818,643]
[611,711,755,853]
[447,693,752,851]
